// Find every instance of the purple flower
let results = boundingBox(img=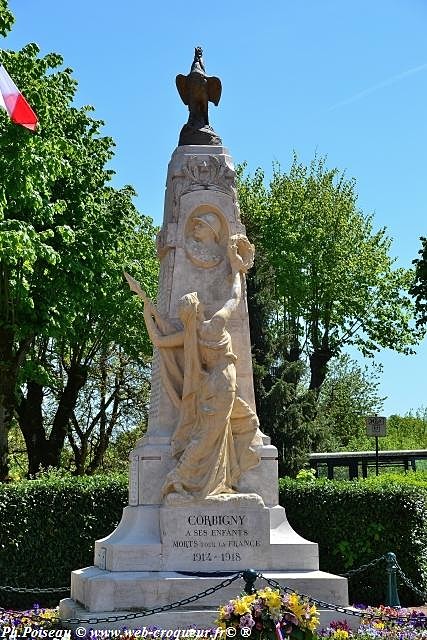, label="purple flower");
[330,619,351,631]
[239,613,255,629]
